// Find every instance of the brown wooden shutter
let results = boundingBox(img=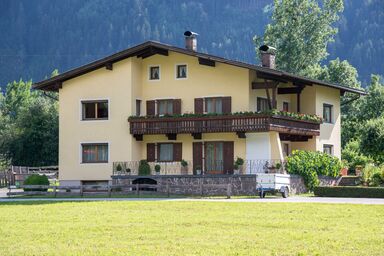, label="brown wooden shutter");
[193,142,203,173]
[173,99,181,115]
[147,143,156,162]
[222,96,232,114]
[146,100,156,116]
[194,98,204,114]
[173,143,182,161]
[223,141,234,174]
